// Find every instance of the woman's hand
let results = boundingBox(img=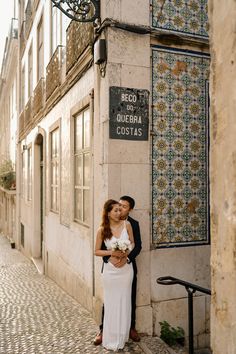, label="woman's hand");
[111,250,126,258]
[109,254,128,268]
[115,257,128,268]
[109,255,121,266]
